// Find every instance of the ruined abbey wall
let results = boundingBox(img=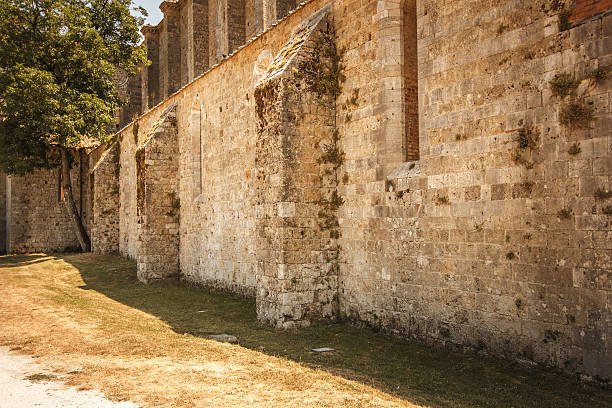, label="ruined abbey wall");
[114,0,340,297]
[337,0,612,379]
[7,0,609,381]
[94,0,612,380]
